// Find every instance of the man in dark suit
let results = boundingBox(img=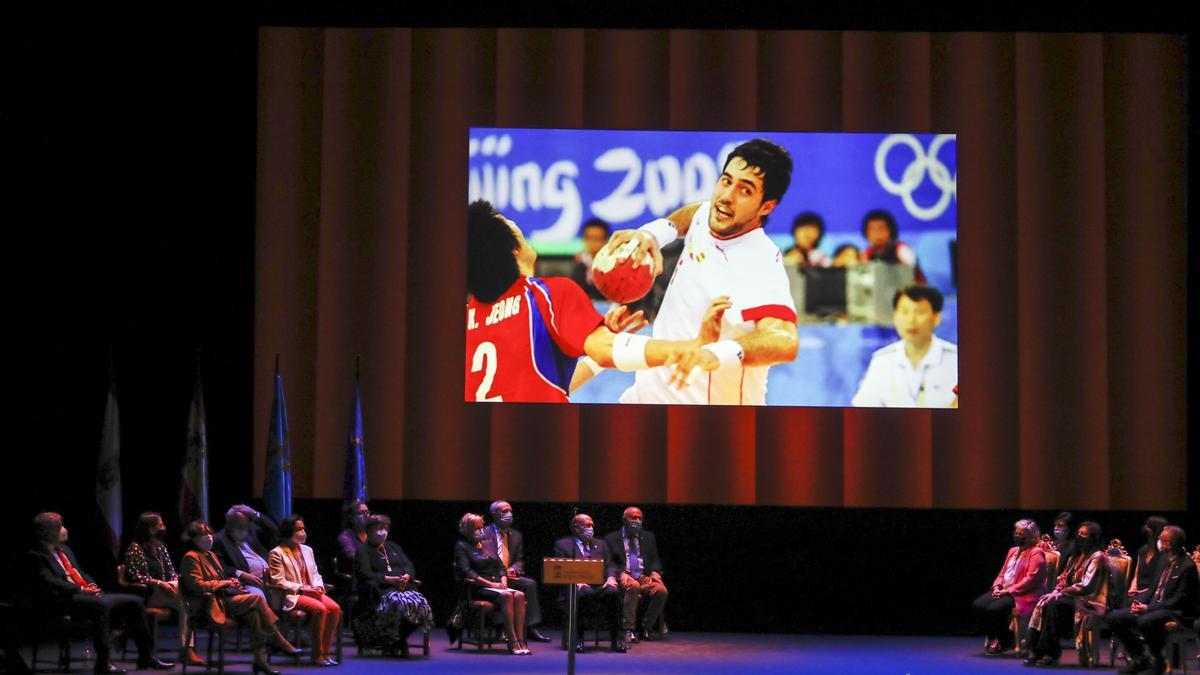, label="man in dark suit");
[212,505,277,602]
[1107,526,1200,675]
[603,506,668,644]
[26,512,173,674]
[485,500,550,642]
[552,513,625,653]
